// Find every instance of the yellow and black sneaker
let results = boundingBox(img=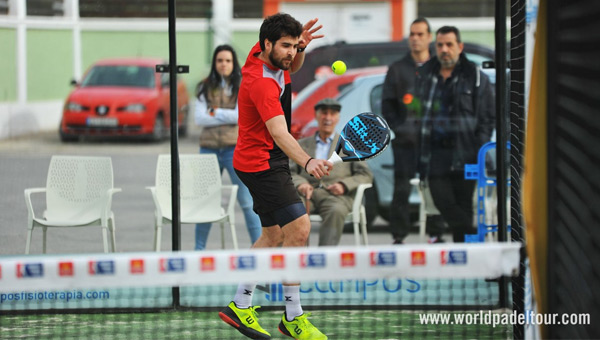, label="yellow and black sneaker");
[219,301,271,339]
[278,312,327,340]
